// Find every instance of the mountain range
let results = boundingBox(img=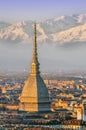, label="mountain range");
[0,14,86,46]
